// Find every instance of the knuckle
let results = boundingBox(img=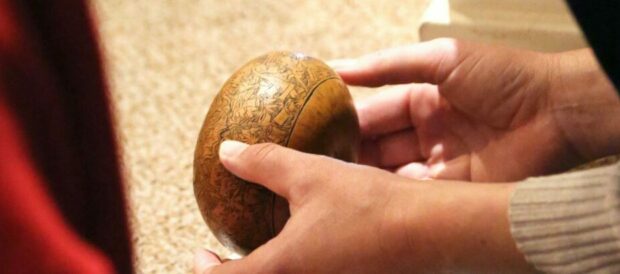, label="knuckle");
[307,155,334,177]
[268,260,292,274]
[287,154,330,200]
[428,37,462,59]
[246,142,280,163]
[287,183,308,203]
[252,250,293,274]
